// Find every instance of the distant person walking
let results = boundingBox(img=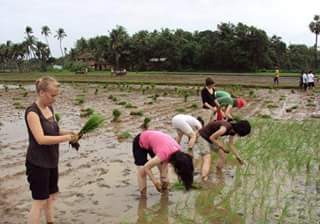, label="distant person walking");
[201,77,220,123]
[25,76,78,224]
[307,70,315,90]
[273,66,280,86]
